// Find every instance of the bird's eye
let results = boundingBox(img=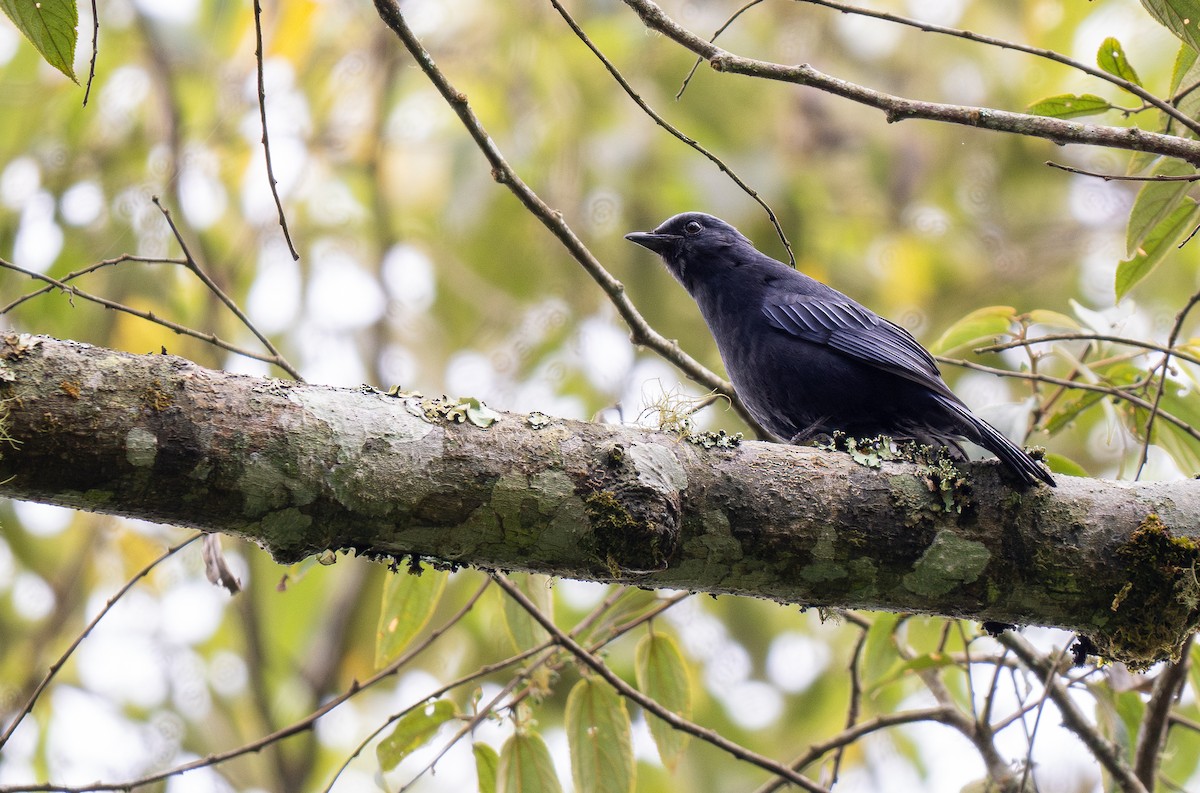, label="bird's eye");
[684,221,703,235]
